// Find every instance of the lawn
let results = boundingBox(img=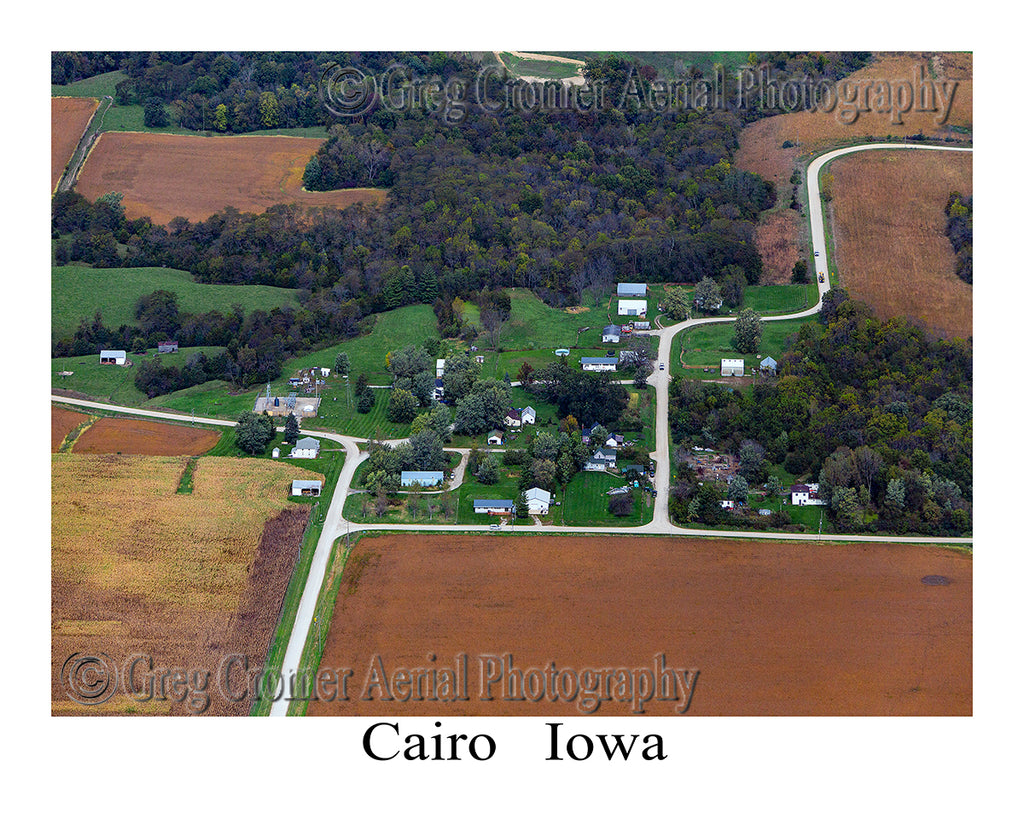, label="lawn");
[52,264,301,341]
[741,284,818,315]
[456,465,523,524]
[556,469,653,527]
[497,52,582,81]
[670,316,811,380]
